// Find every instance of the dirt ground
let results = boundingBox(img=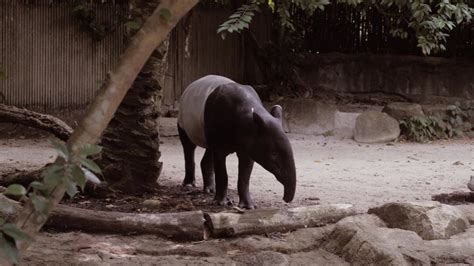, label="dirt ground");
[1,134,472,212]
[1,135,473,264]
